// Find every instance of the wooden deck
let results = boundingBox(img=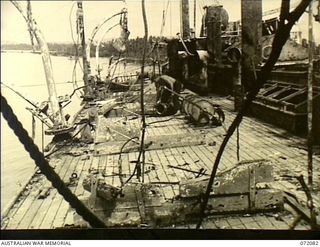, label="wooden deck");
[1,95,319,230]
